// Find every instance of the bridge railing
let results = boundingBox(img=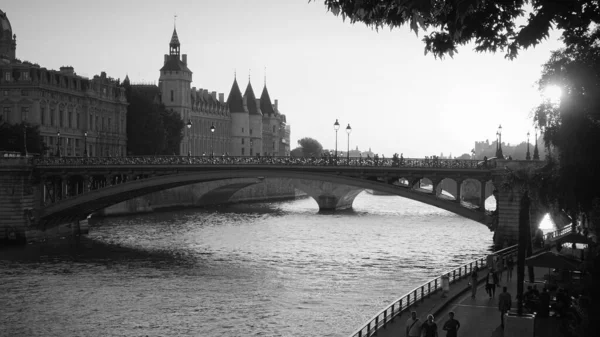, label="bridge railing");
[348,225,572,337]
[33,155,496,169]
[348,245,518,337]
